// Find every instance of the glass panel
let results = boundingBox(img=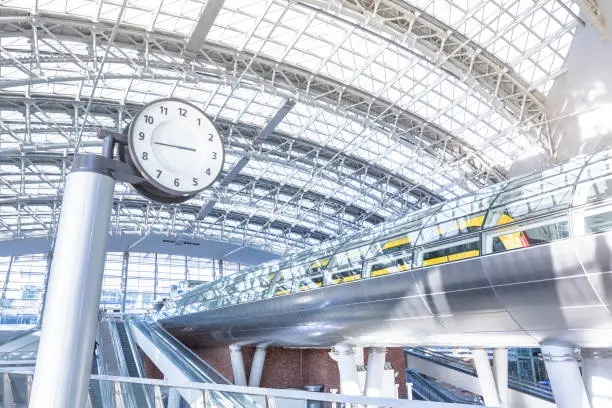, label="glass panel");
[494,167,580,204]
[574,154,612,205]
[416,191,501,246]
[485,186,573,227]
[573,203,612,236]
[483,215,569,254]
